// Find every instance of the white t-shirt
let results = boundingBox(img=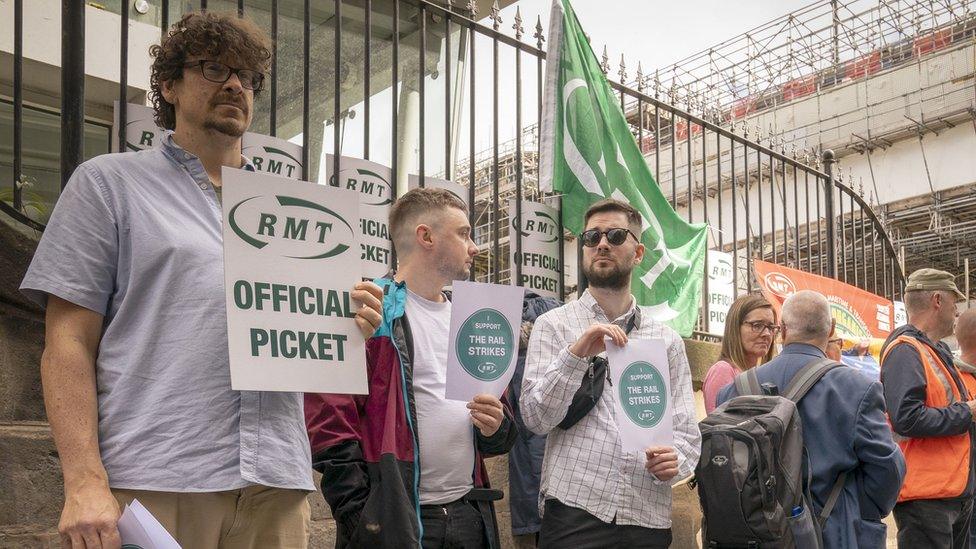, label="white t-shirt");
[406,290,475,505]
